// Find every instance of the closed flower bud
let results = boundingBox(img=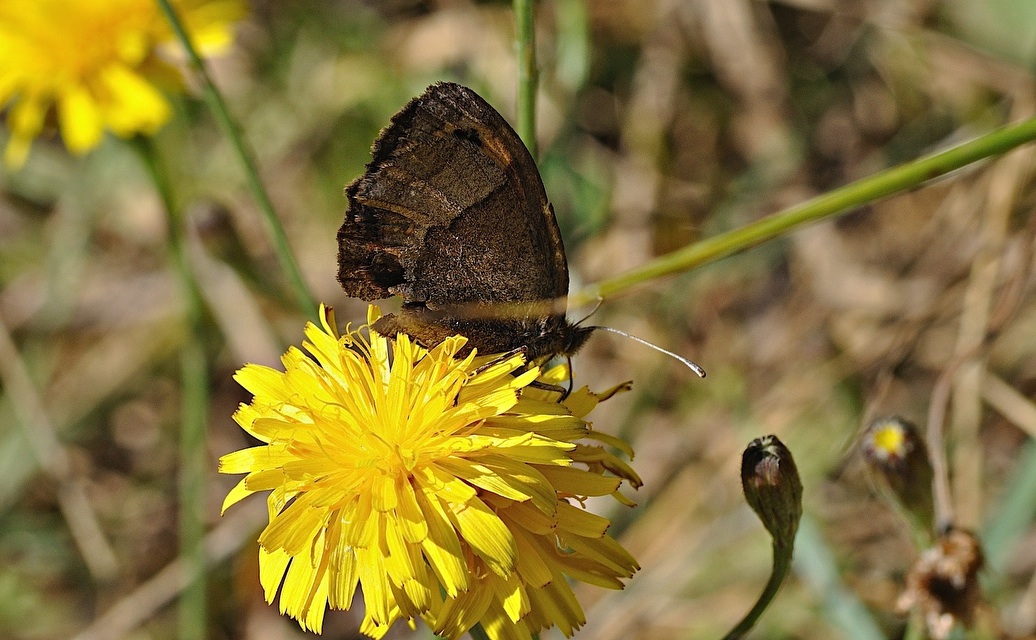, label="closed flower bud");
[741,435,803,550]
